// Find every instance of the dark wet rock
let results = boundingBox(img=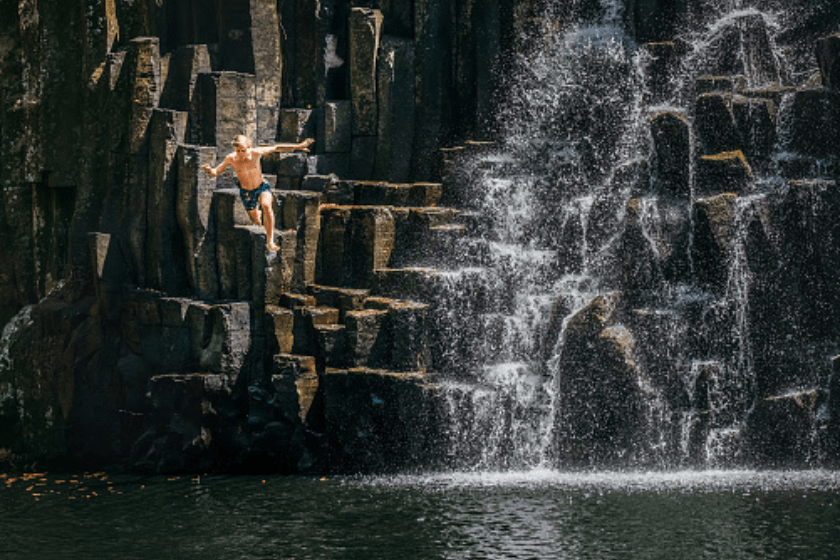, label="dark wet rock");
[619,197,691,299]
[694,93,740,156]
[374,36,415,183]
[349,8,384,137]
[783,88,840,159]
[641,42,679,104]
[6,0,840,476]
[745,390,822,468]
[319,368,441,473]
[731,96,776,170]
[318,101,352,153]
[695,76,743,96]
[650,111,690,198]
[697,13,782,88]
[815,33,840,92]
[695,150,753,197]
[691,193,738,291]
[555,293,646,468]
